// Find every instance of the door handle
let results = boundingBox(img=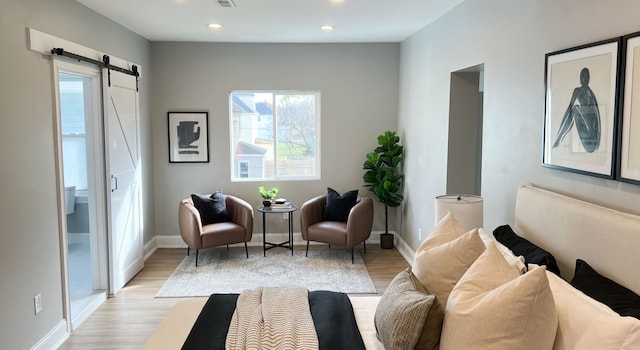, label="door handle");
[111,175,118,192]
